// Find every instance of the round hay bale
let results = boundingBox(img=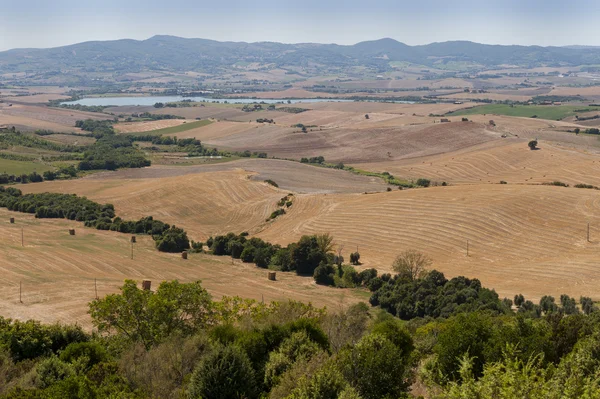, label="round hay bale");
[268,271,277,281]
[69,229,75,236]
[131,236,136,243]
[142,280,151,291]
[182,251,188,260]
[9,217,14,224]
